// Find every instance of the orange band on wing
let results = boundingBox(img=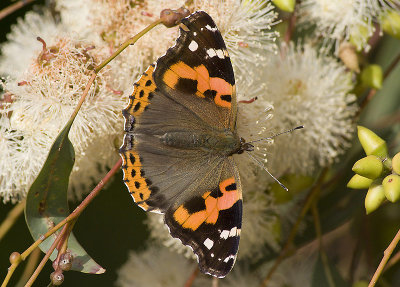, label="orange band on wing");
[121,150,152,210]
[172,177,240,231]
[162,62,233,108]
